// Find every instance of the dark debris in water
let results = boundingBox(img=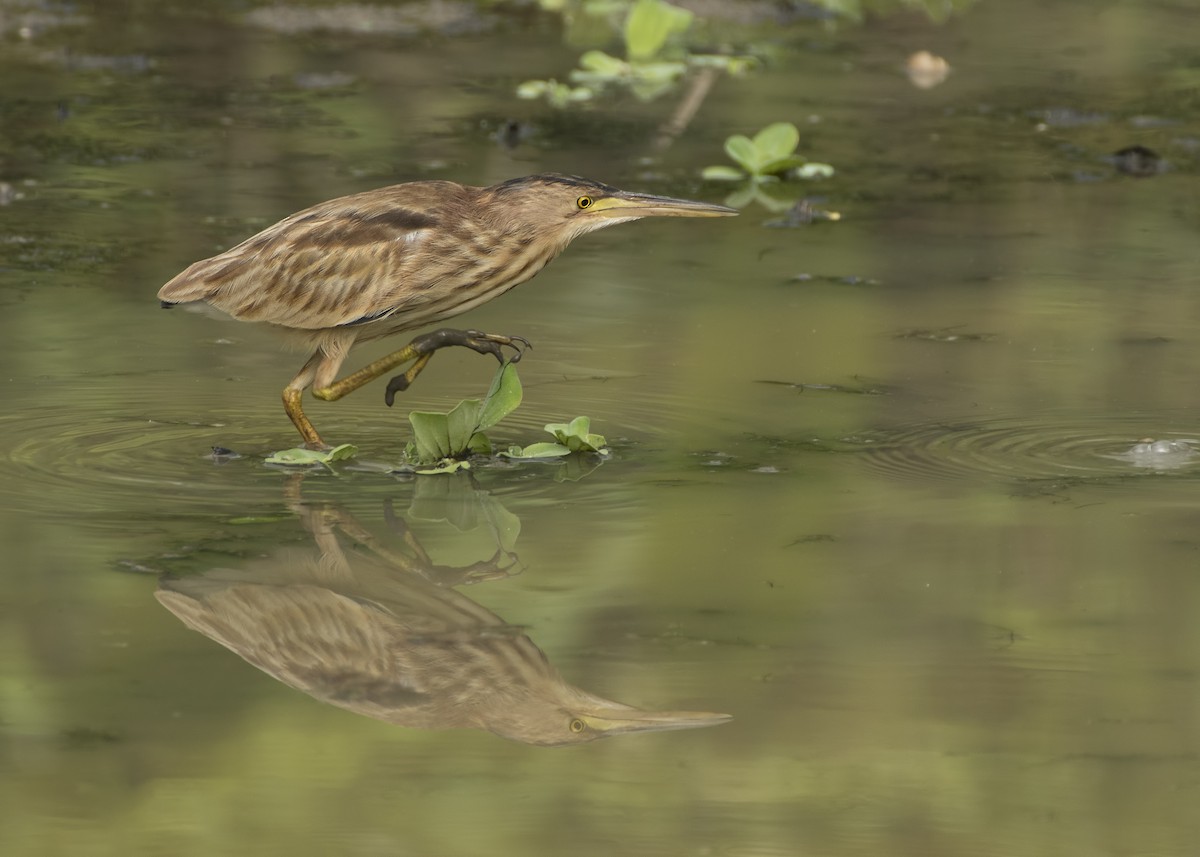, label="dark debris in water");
[893,327,995,343]
[491,118,535,151]
[1111,144,1163,177]
[764,199,841,228]
[758,378,890,395]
